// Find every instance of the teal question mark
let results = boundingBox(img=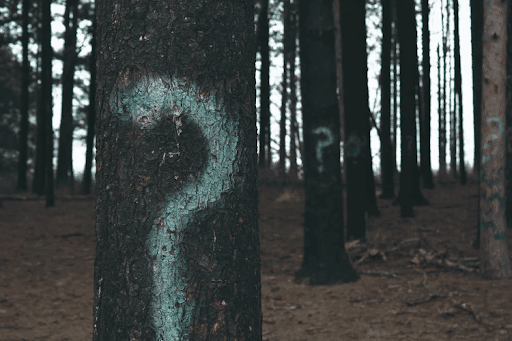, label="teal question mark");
[110,74,238,340]
[313,127,334,173]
